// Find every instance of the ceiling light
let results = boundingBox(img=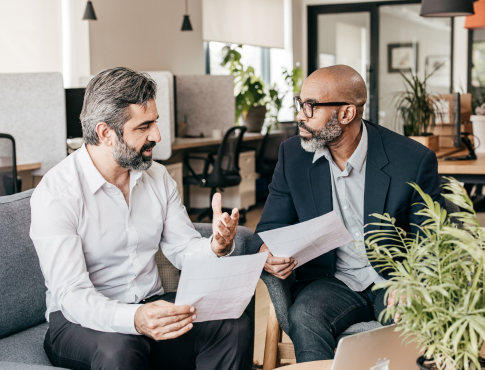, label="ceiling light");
[83,1,97,21]
[181,0,193,31]
[465,0,485,29]
[420,0,475,17]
